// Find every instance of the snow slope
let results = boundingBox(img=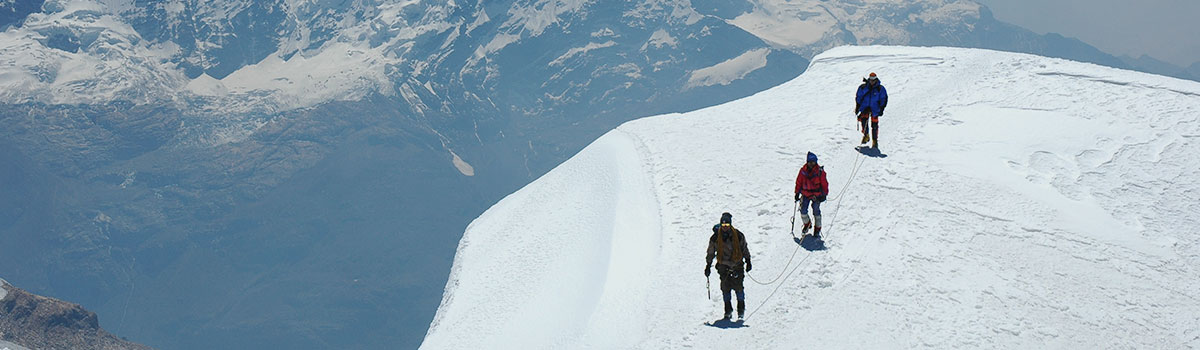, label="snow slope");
[423,46,1200,349]
[0,340,30,350]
